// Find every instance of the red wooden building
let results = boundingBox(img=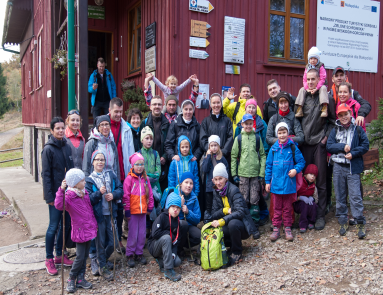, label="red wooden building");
[2,0,382,179]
